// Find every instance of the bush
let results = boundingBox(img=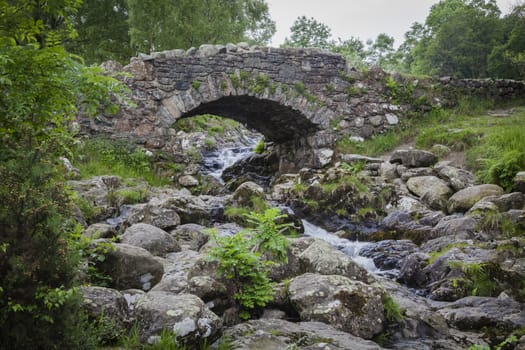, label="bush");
[253,139,266,154]
[0,156,96,349]
[484,150,525,191]
[208,208,293,319]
